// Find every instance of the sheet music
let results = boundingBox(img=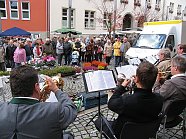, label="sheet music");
[128,58,141,65]
[116,65,138,79]
[83,70,116,92]
[145,55,158,64]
